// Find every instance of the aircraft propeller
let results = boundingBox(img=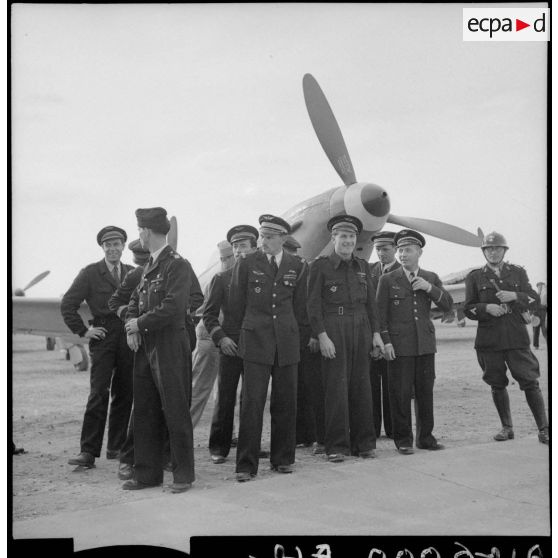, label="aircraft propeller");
[13,270,50,296]
[303,73,357,186]
[168,216,178,251]
[302,73,482,247]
